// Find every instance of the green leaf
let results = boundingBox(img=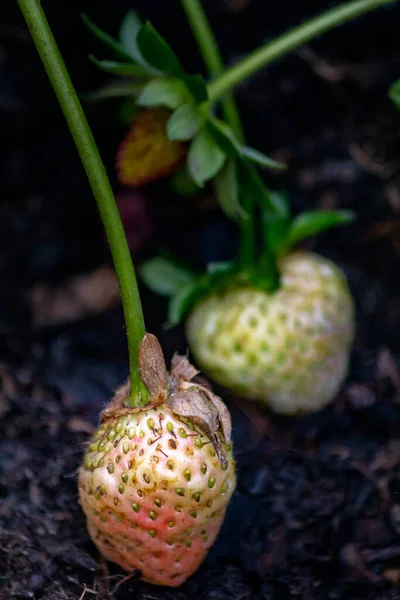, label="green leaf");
[214,160,246,222]
[283,210,355,250]
[241,146,286,171]
[140,257,197,297]
[167,104,203,141]
[188,130,226,187]
[182,75,208,104]
[137,78,191,109]
[89,56,150,78]
[82,14,132,61]
[207,118,241,157]
[389,78,400,110]
[168,283,200,326]
[137,22,183,76]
